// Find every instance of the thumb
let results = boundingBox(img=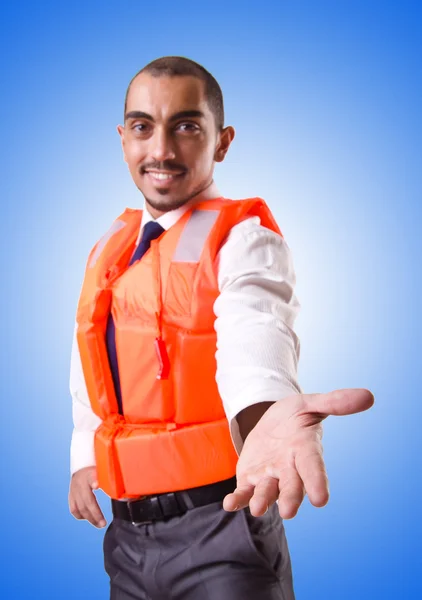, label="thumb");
[87,468,99,490]
[304,388,374,417]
